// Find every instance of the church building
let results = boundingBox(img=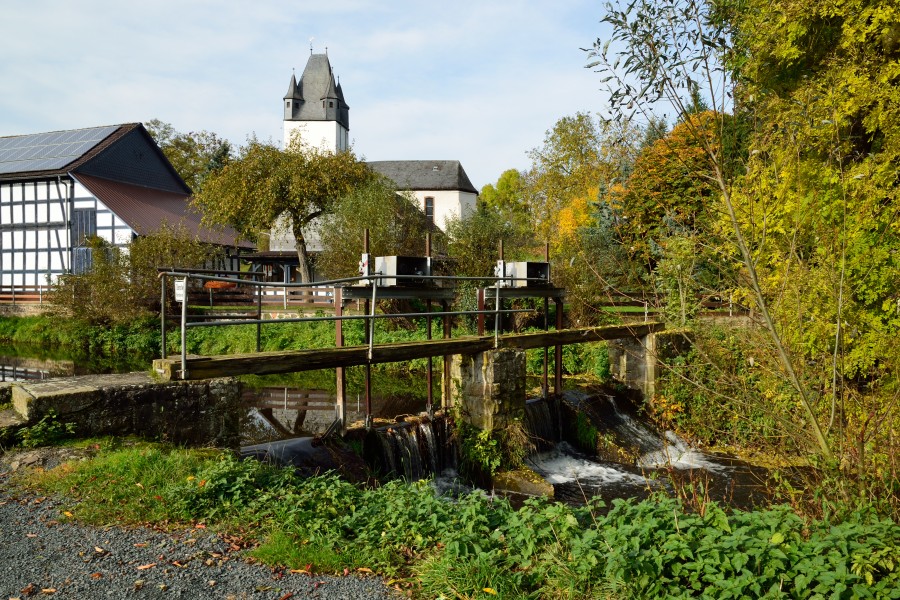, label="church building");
[270,51,477,266]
